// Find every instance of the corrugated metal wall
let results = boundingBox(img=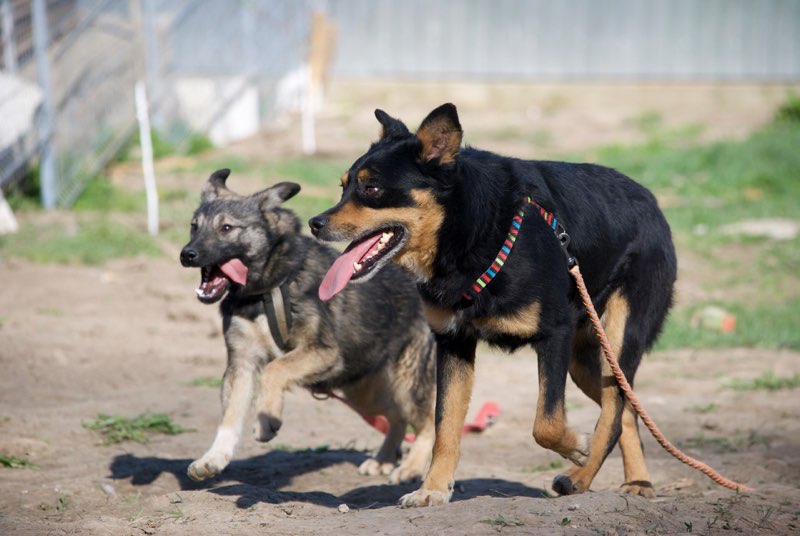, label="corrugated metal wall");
[327,0,800,81]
